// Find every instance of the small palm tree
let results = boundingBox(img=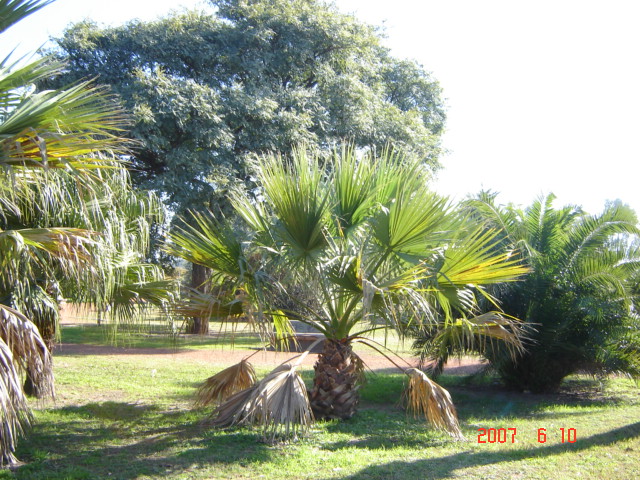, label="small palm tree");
[166,147,528,439]
[0,0,174,465]
[462,192,640,392]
